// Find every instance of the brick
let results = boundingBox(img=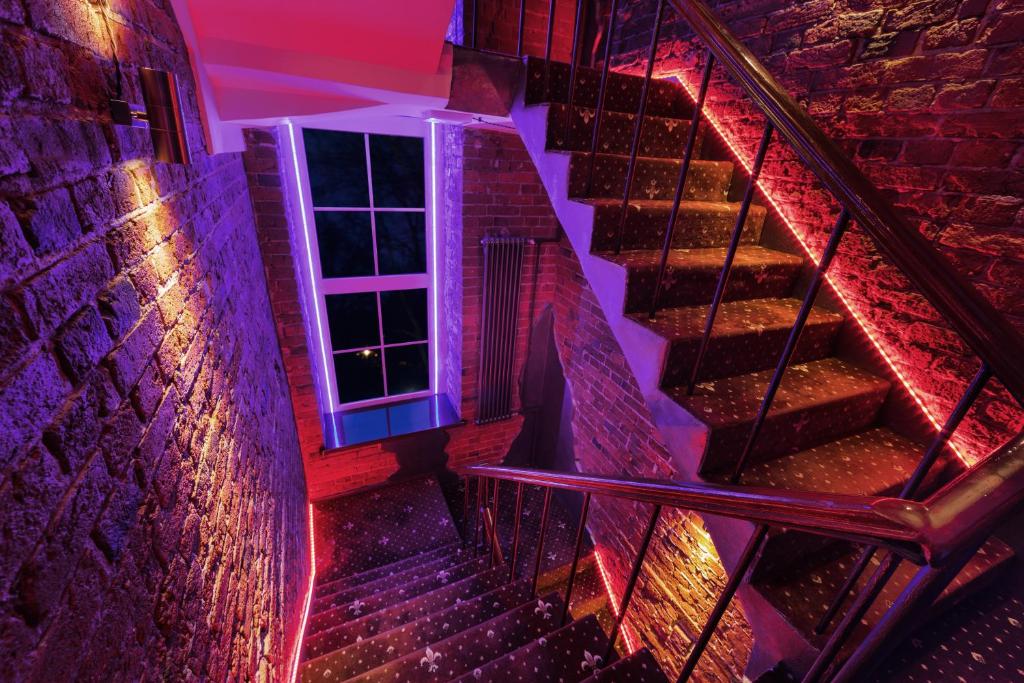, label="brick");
[19,240,114,337]
[980,10,1024,45]
[990,78,1024,109]
[106,307,163,396]
[0,449,65,593]
[0,200,33,286]
[933,80,995,110]
[0,351,71,471]
[97,275,140,341]
[922,19,979,50]
[54,305,112,384]
[14,187,83,257]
